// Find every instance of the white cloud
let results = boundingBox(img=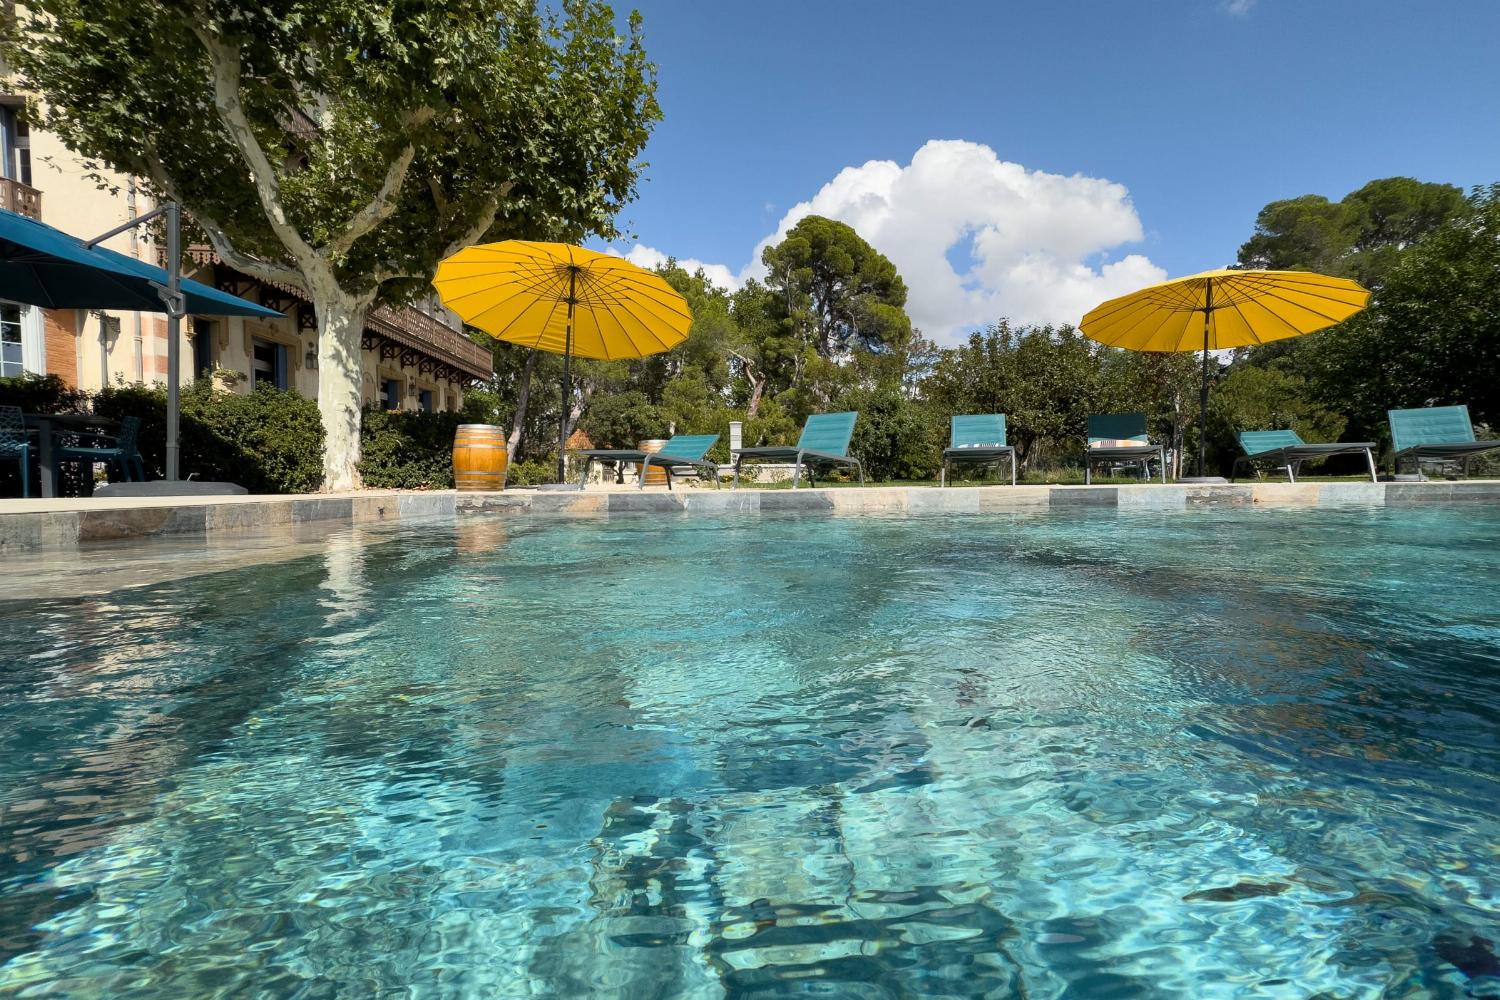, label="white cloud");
[1225,0,1257,15]
[608,243,740,294]
[615,139,1167,344]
